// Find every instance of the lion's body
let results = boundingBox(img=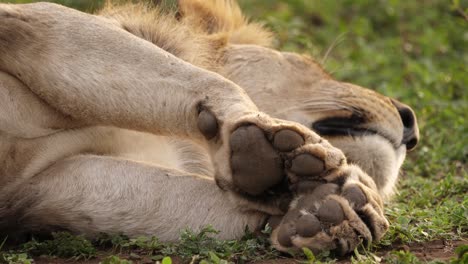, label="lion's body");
[0,0,418,253]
